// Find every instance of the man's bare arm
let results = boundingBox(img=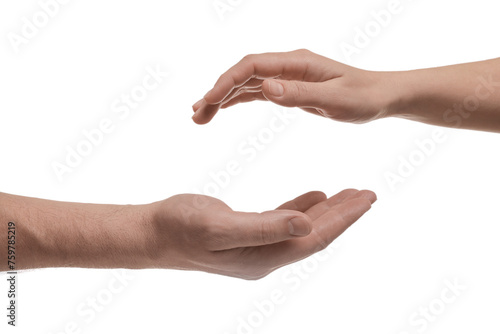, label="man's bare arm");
[0,190,375,279]
[0,192,152,270]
